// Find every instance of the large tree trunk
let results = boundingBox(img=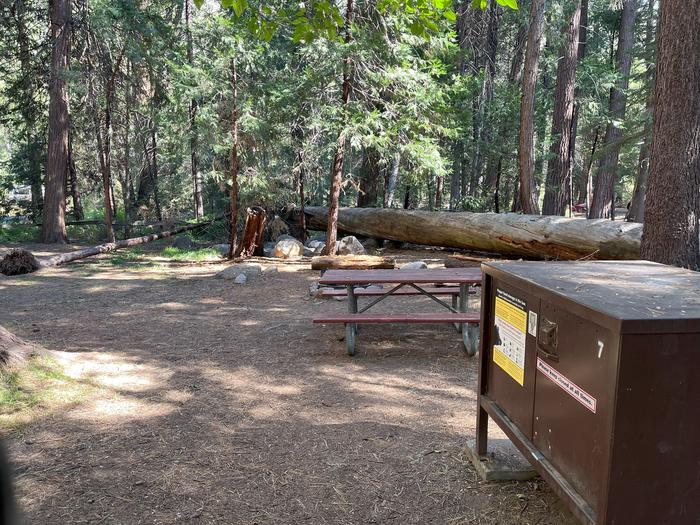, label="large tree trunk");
[640,0,700,269]
[322,0,354,256]
[357,147,380,207]
[589,0,639,219]
[542,1,582,215]
[42,0,71,243]
[305,206,642,260]
[518,0,545,215]
[185,0,204,219]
